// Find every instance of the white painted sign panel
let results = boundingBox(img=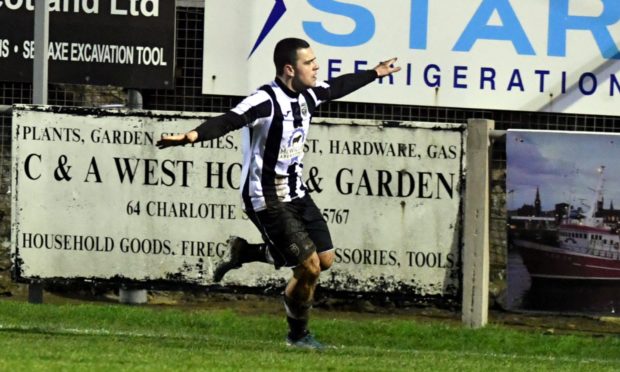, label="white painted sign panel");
[11,106,464,296]
[203,0,620,116]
